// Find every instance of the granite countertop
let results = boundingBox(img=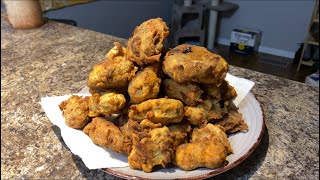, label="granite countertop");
[1,14,319,180]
